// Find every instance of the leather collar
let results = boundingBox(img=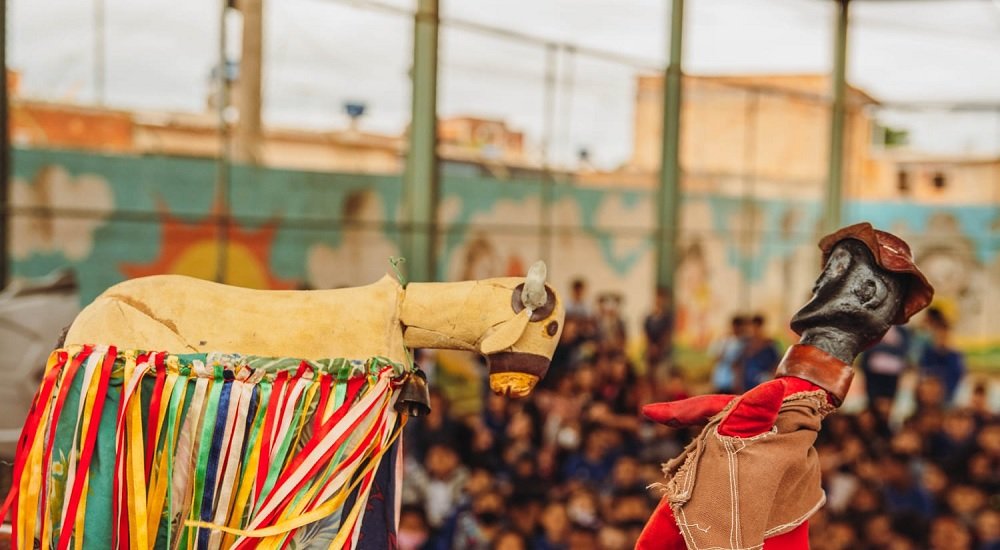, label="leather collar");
[775,344,853,406]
